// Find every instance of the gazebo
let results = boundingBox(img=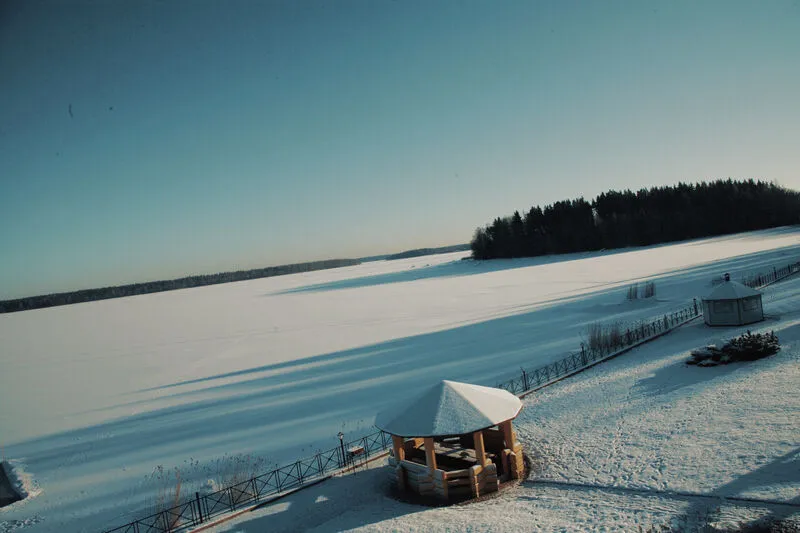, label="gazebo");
[375,380,524,501]
[702,273,764,327]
